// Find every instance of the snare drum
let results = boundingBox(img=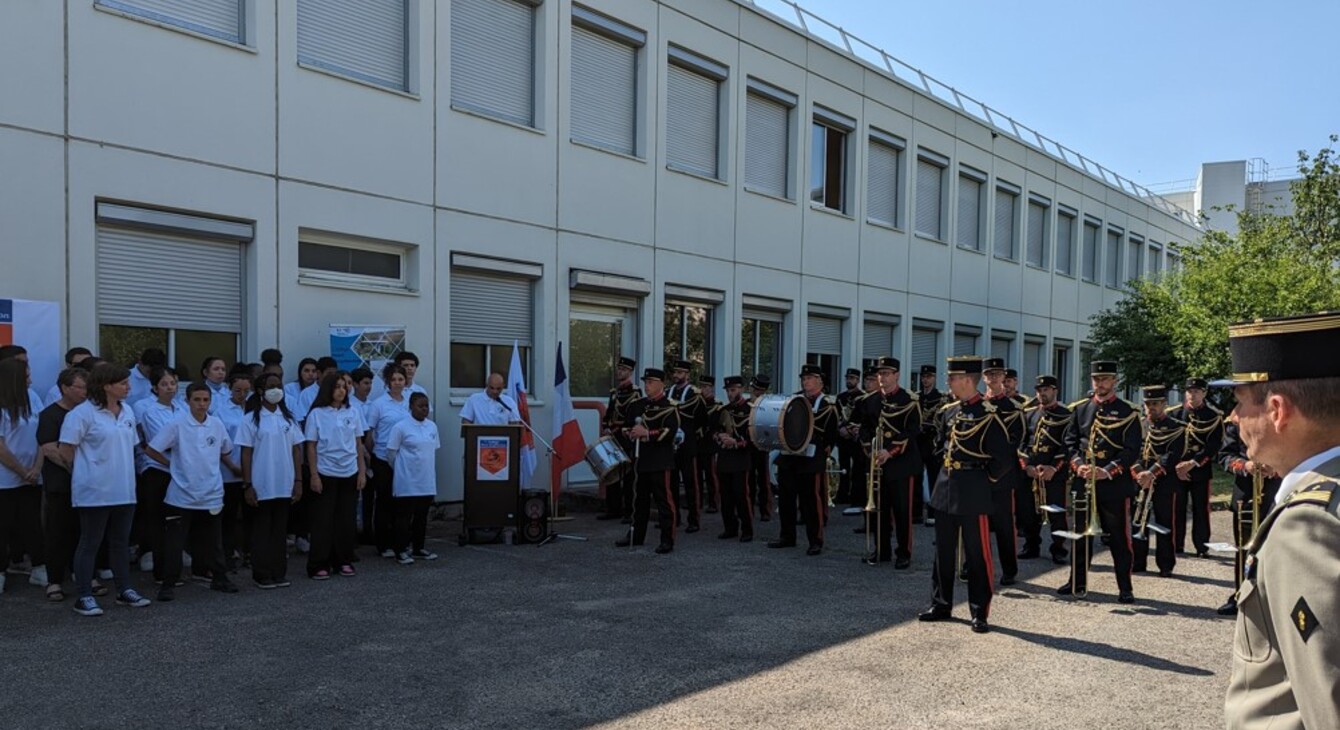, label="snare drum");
[749,394,814,454]
[584,435,631,485]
